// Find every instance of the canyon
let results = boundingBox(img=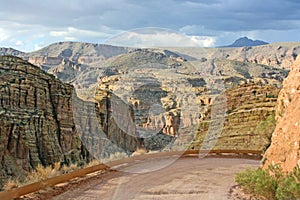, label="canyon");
[0,41,300,189]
